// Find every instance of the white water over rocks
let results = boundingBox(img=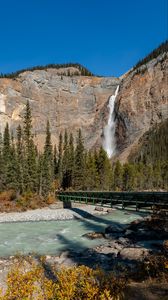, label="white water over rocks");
[103,85,119,158]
